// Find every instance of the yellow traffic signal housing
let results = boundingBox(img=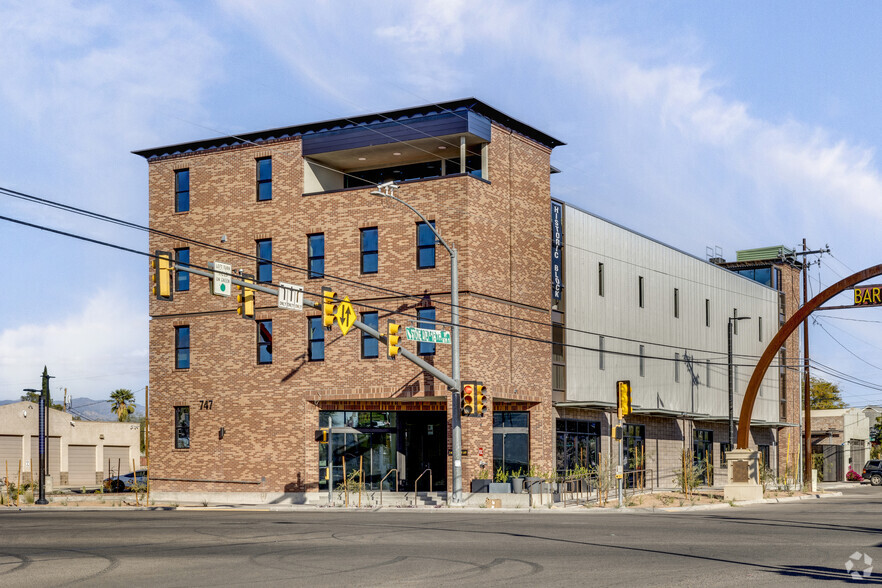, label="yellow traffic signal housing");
[475,383,488,417]
[322,287,337,329]
[314,428,328,443]
[617,380,632,420]
[387,322,401,358]
[461,382,476,416]
[236,274,255,319]
[152,250,173,301]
